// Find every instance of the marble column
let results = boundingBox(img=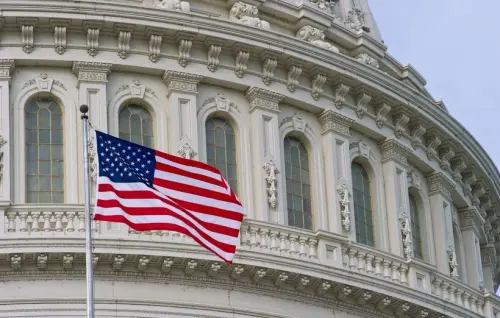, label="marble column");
[162,71,203,159]
[317,110,354,234]
[459,207,486,289]
[481,244,496,292]
[244,87,284,222]
[427,172,456,275]
[0,60,14,210]
[379,139,412,257]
